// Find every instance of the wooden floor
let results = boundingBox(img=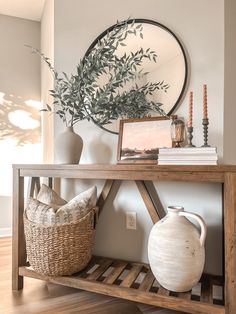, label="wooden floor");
[0,237,183,314]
